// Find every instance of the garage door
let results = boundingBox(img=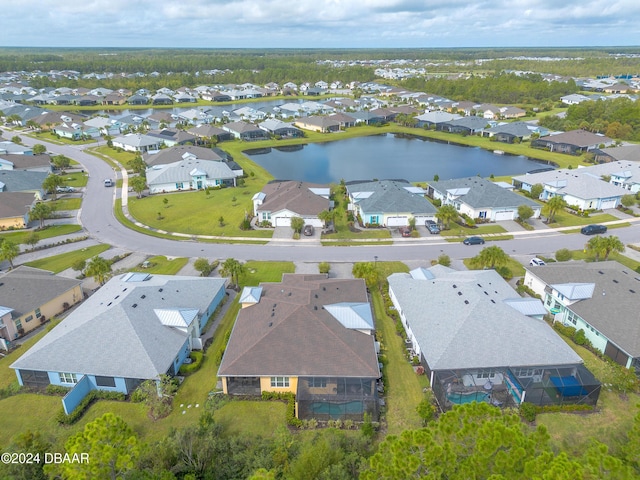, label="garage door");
[275,217,291,227]
[386,216,408,227]
[600,199,617,210]
[413,216,435,225]
[494,210,514,221]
